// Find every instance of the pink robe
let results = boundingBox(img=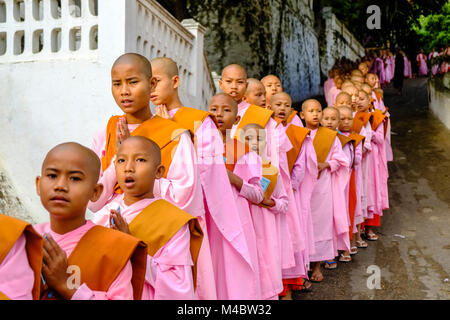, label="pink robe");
[89,117,216,300]
[324,79,335,106]
[429,52,439,76]
[327,86,341,107]
[285,135,318,279]
[342,132,364,229]
[289,113,304,128]
[368,121,389,216]
[168,108,255,300]
[0,234,35,300]
[417,53,428,76]
[356,117,373,220]
[372,92,393,162]
[33,220,134,300]
[230,151,265,299]
[309,129,350,262]
[93,197,196,300]
[375,57,386,85]
[242,168,289,300]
